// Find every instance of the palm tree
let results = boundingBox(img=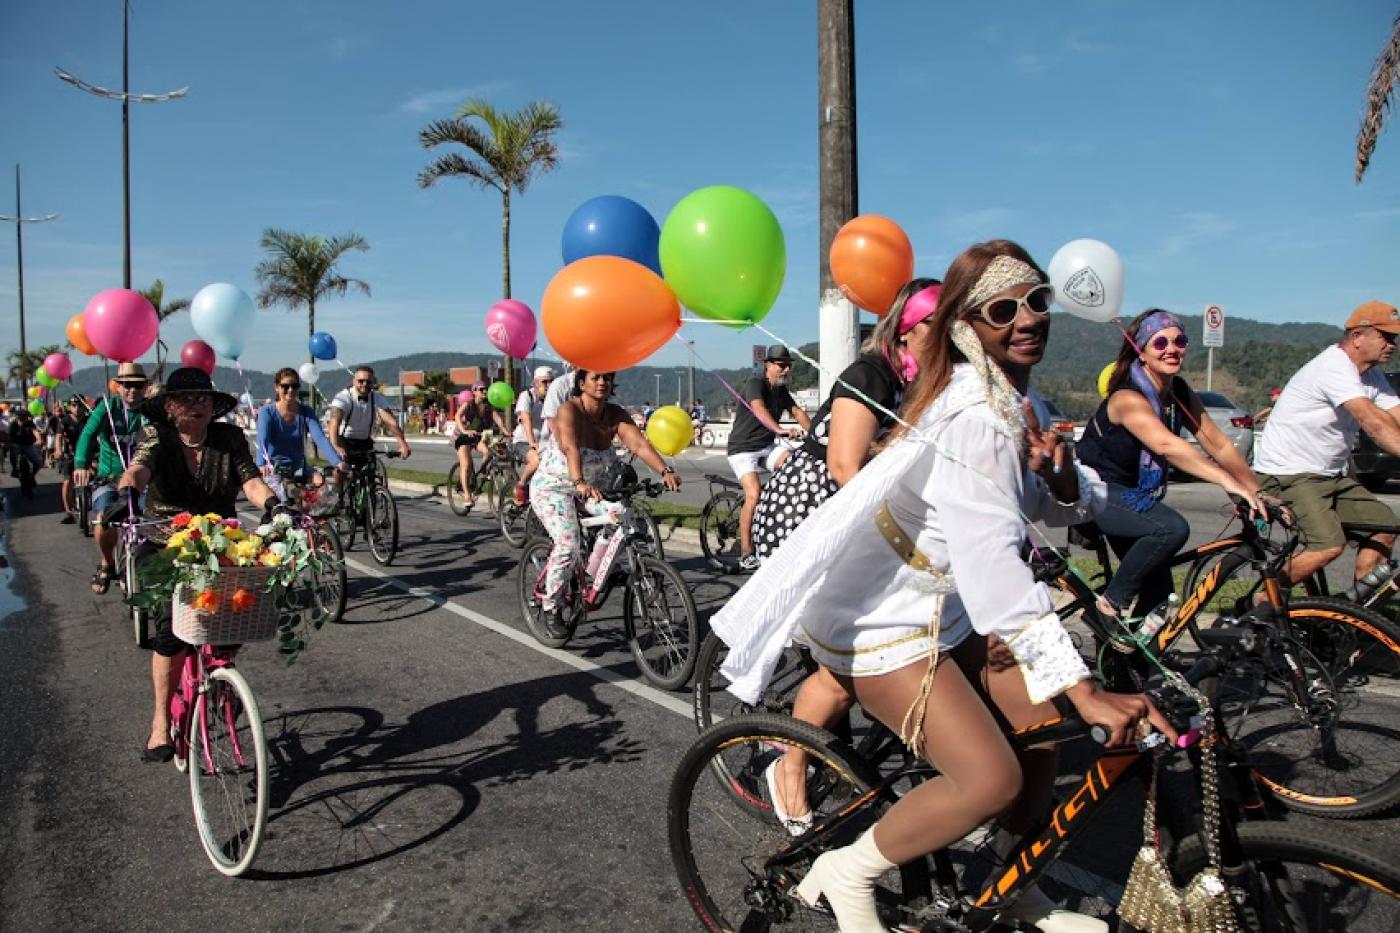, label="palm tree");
[141,278,192,378]
[8,344,62,392]
[417,98,562,397]
[1357,10,1400,182]
[254,229,370,364]
[412,370,456,410]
